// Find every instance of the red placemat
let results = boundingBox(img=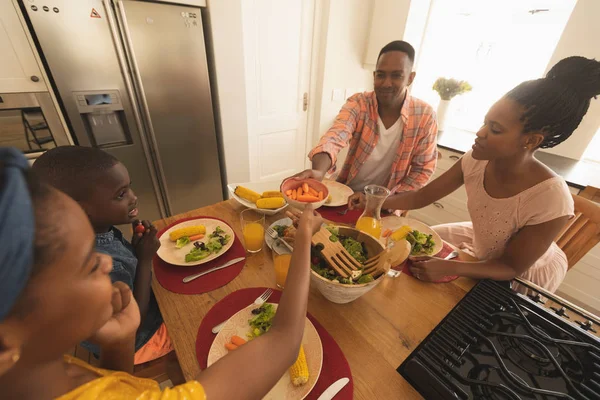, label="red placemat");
[318,205,363,225]
[392,242,459,283]
[196,288,353,400]
[153,217,246,294]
